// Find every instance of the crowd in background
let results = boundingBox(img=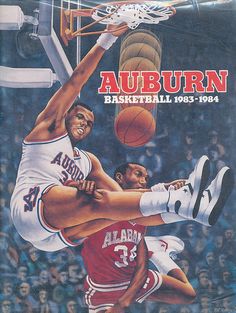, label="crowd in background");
[1,88,236,313]
[1,4,236,311]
